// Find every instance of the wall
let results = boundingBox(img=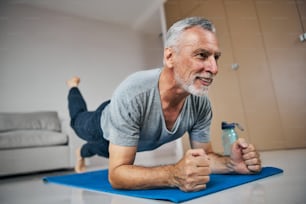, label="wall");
[0,3,163,115]
[0,3,181,167]
[164,0,306,152]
